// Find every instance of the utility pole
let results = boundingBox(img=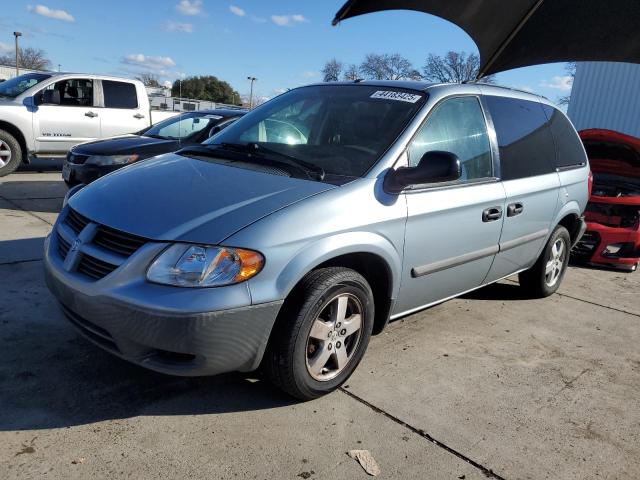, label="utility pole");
[247,76,257,109]
[13,32,22,77]
[58,64,61,72]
